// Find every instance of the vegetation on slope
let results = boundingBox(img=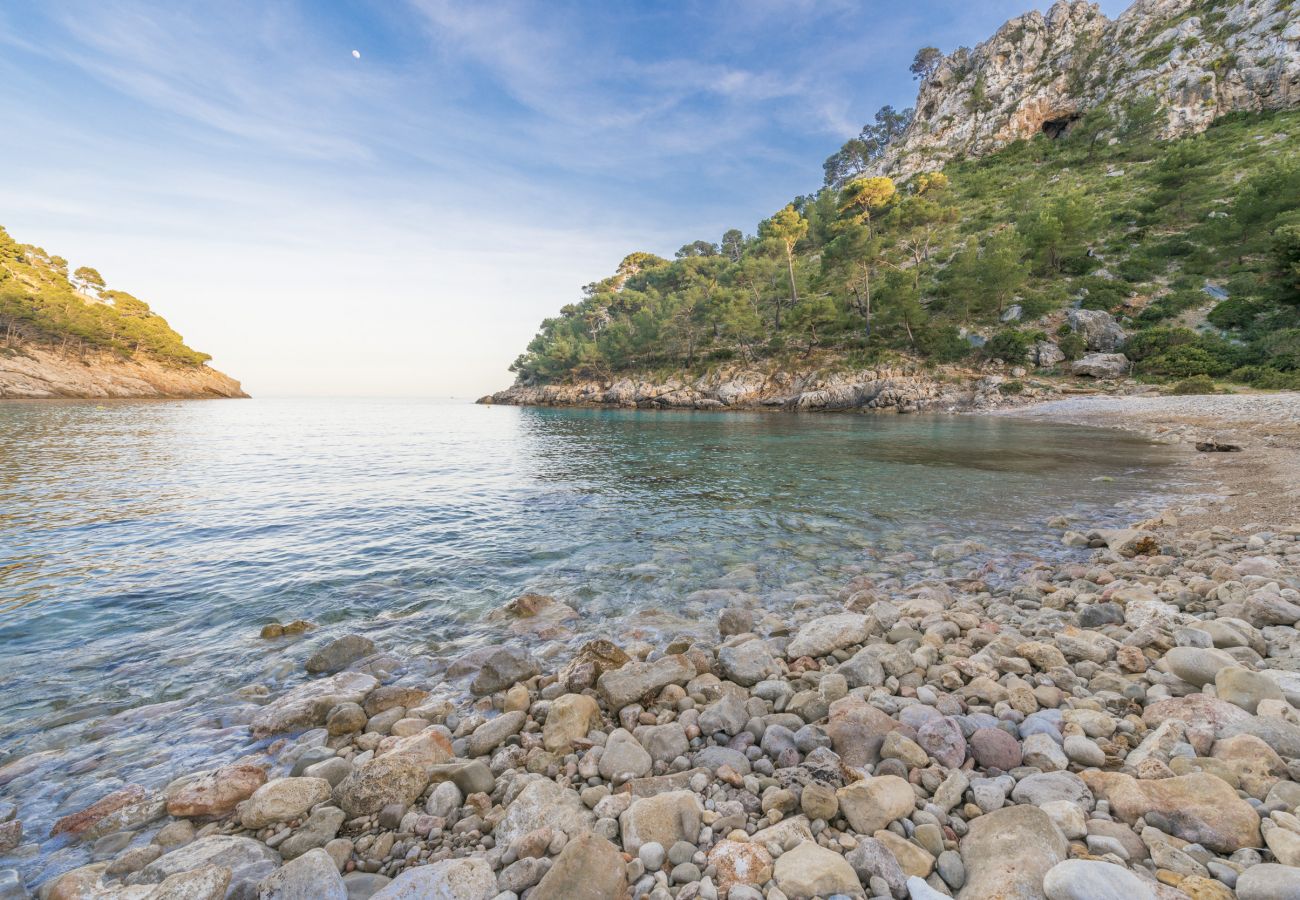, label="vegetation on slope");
[0,227,212,367]
[510,103,1300,390]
